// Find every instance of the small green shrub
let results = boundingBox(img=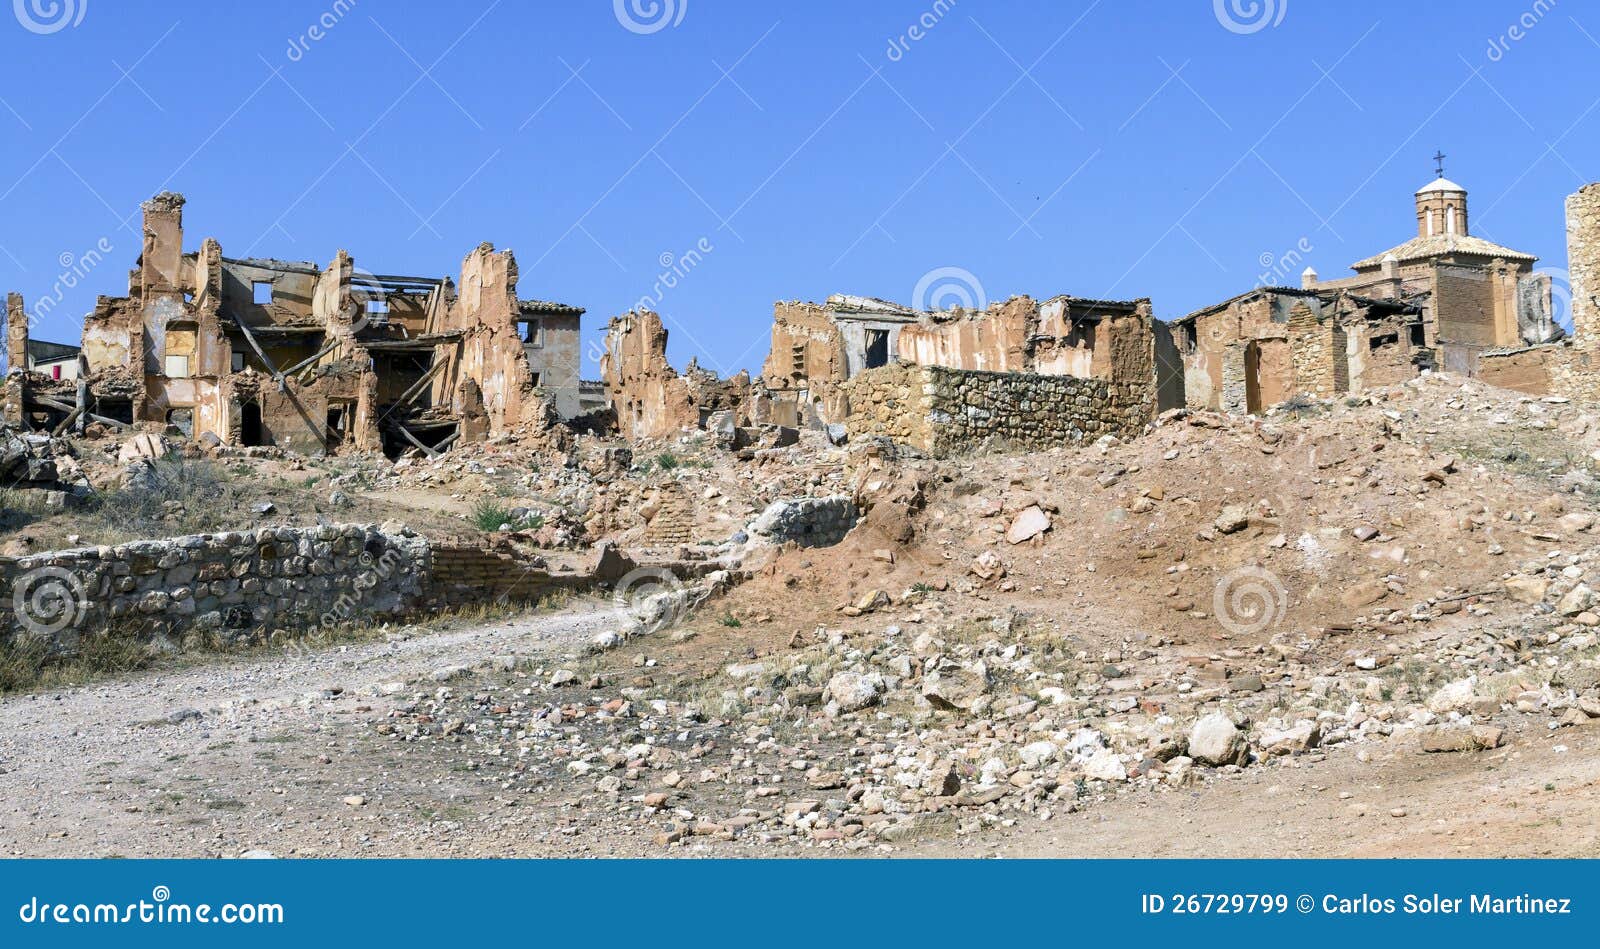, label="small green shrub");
[470,499,514,532]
